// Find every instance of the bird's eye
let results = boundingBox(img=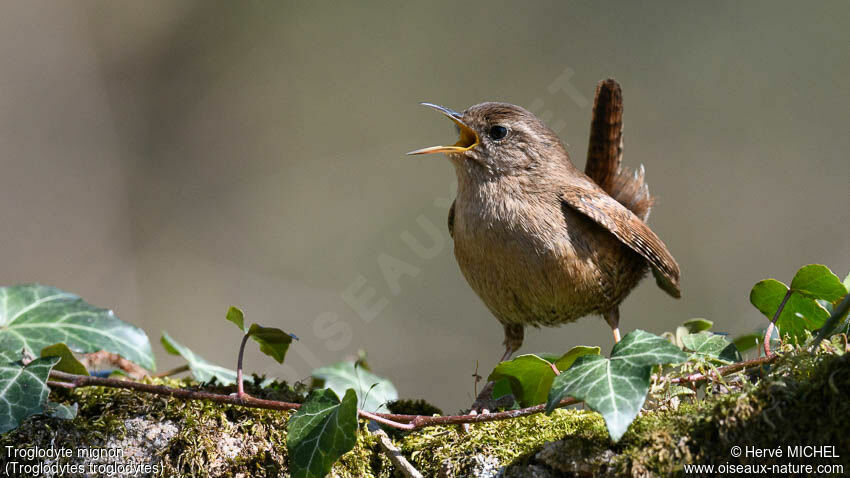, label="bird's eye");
[488,125,508,140]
